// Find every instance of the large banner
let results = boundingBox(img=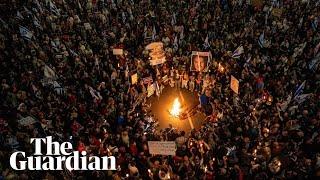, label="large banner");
[190,51,211,72]
[148,141,176,156]
[230,75,239,94]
